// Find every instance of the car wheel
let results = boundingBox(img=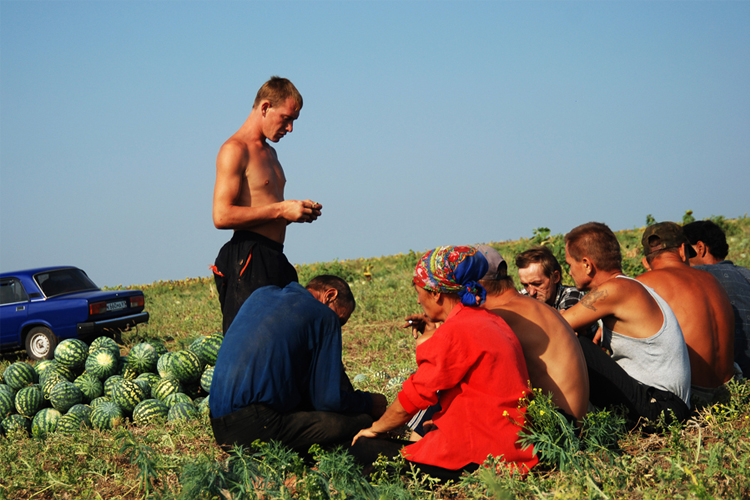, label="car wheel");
[25,326,58,360]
